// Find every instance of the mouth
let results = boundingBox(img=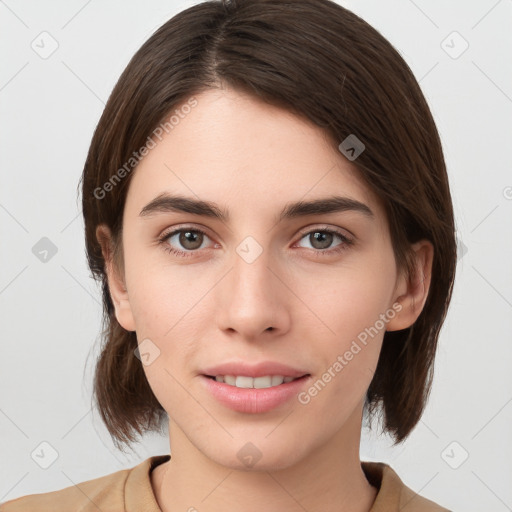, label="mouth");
[201,372,312,413]
[203,374,310,389]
